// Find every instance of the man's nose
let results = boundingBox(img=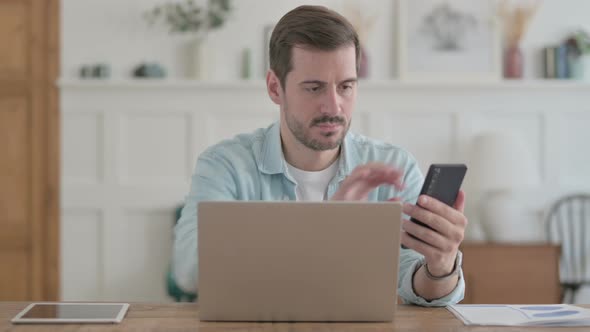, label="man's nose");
[320,86,341,115]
